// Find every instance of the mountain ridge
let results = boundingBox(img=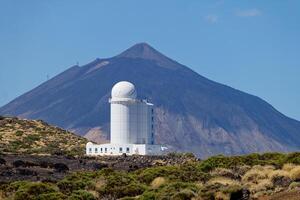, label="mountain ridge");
[1,43,299,158]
